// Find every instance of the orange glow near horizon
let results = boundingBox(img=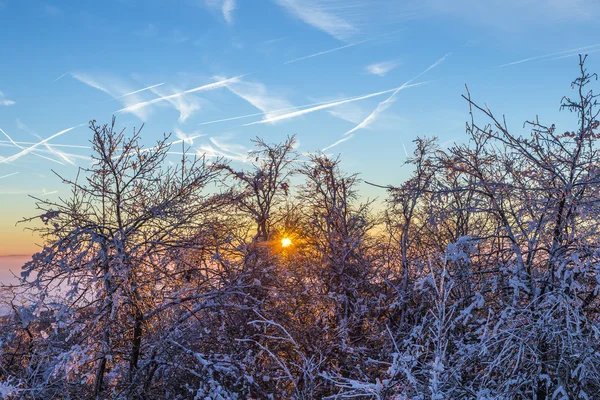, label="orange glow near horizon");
[281,238,292,248]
